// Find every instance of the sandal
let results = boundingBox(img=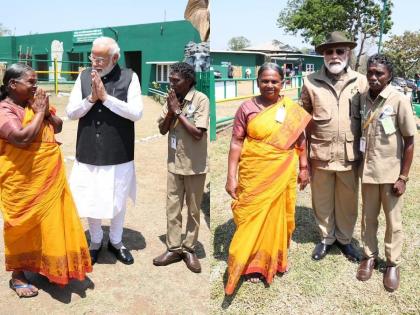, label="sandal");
[245,273,263,283]
[9,279,38,298]
[277,264,291,277]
